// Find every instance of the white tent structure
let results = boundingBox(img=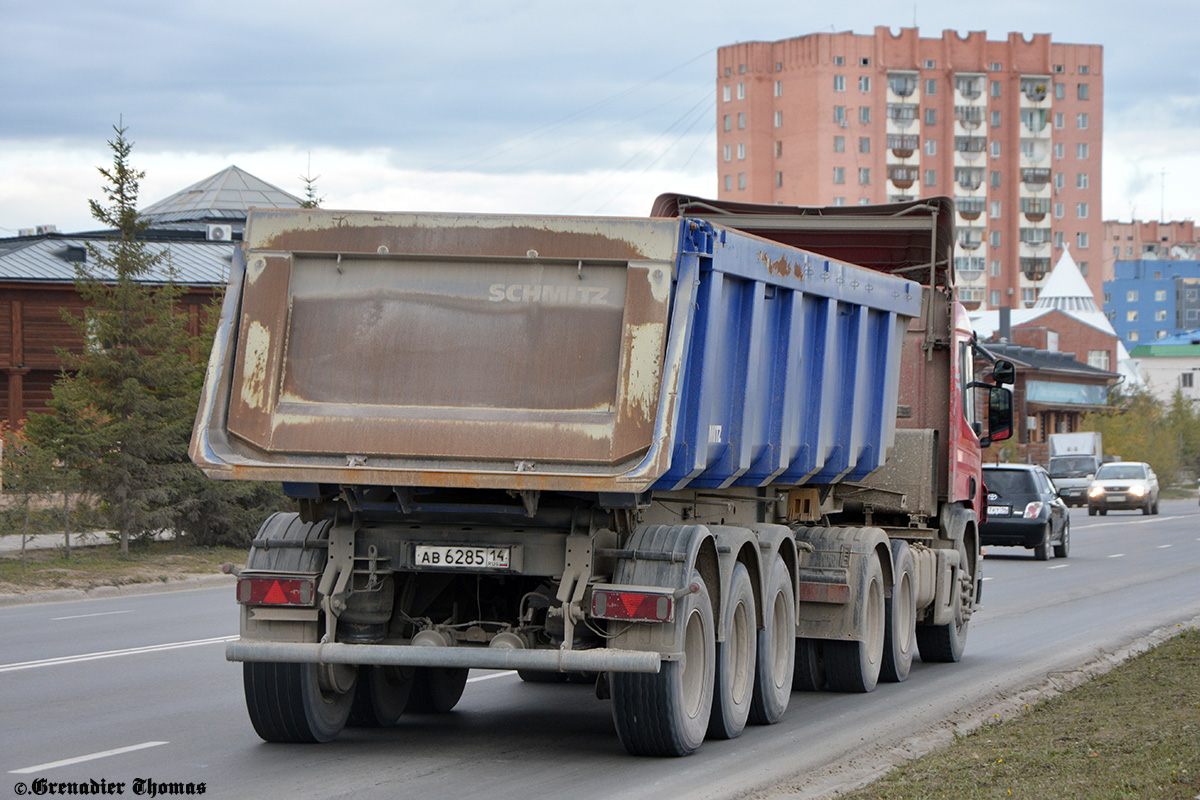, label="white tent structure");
[970,247,1142,387]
